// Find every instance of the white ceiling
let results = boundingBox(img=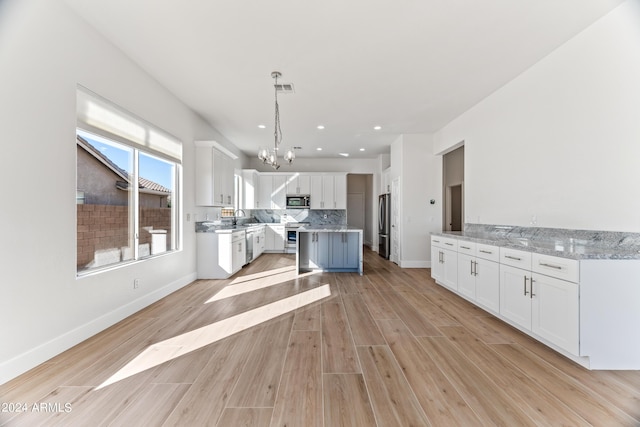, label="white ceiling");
[63,0,624,159]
